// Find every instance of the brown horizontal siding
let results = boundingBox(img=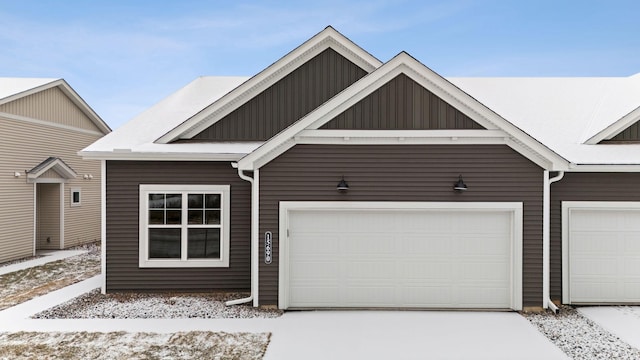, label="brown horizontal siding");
[550,172,640,301]
[191,48,367,141]
[602,120,640,143]
[105,161,251,292]
[259,144,543,307]
[322,73,484,130]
